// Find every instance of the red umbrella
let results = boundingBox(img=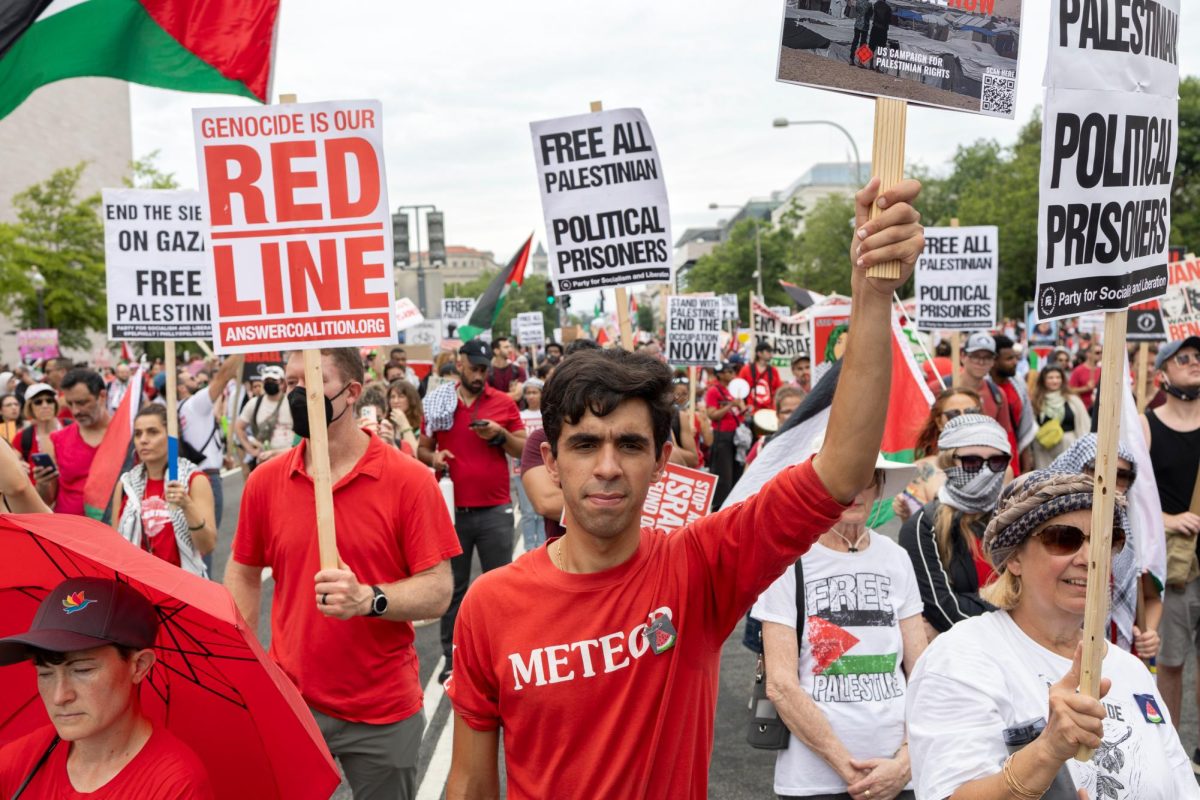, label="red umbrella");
[0,513,340,799]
